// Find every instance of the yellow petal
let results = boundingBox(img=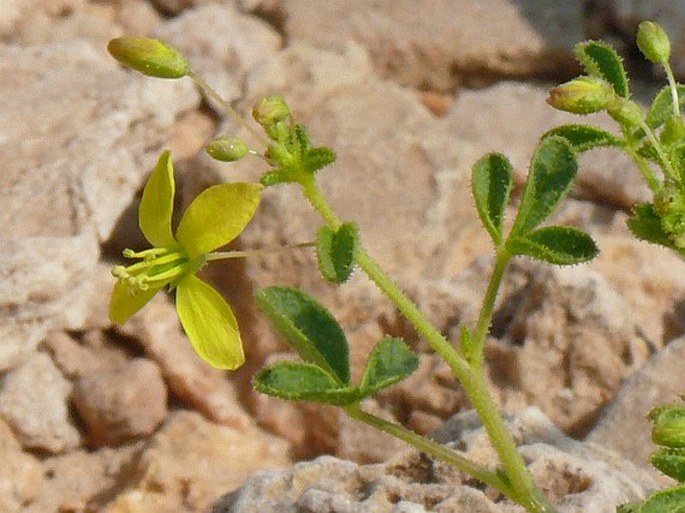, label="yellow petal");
[175,274,245,370]
[109,280,163,324]
[176,182,262,259]
[139,150,176,248]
